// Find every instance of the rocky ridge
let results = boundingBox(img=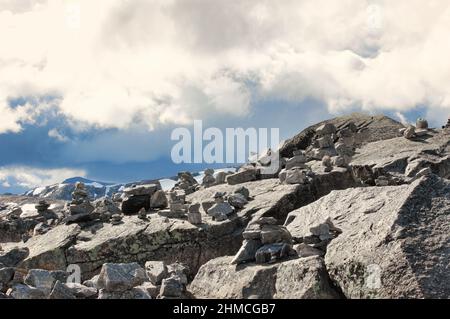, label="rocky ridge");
[1,113,449,299]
